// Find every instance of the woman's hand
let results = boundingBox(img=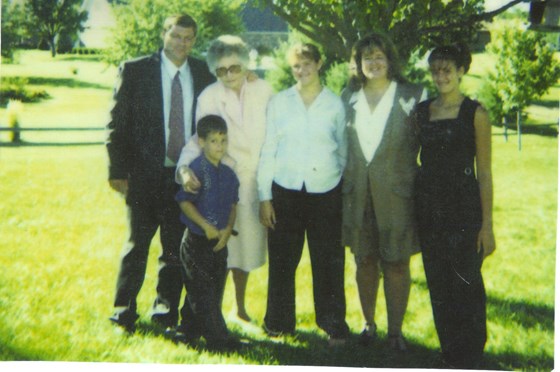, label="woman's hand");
[259,200,276,229]
[179,166,201,194]
[477,224,496,260]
